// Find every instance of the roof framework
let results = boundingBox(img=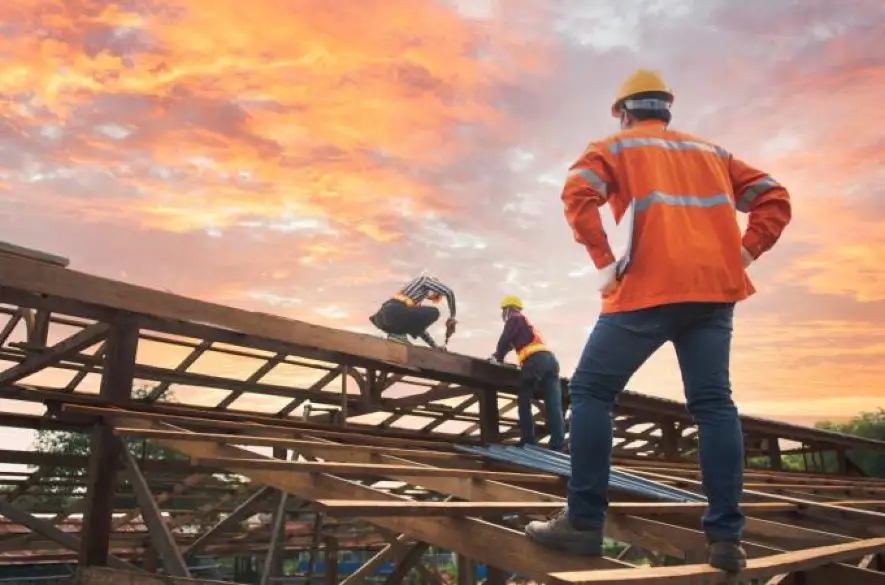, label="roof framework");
[0,244,882,585]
